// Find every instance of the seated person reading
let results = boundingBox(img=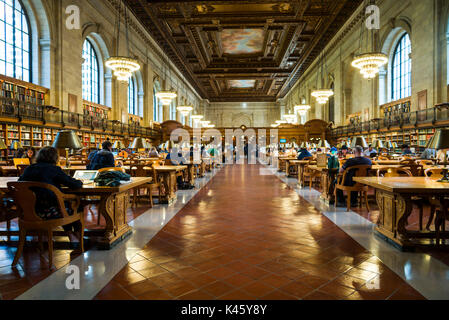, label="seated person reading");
[335,146,372,207]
